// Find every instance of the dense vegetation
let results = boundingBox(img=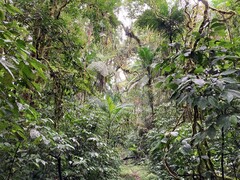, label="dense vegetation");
[0,0,239,179]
